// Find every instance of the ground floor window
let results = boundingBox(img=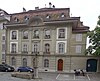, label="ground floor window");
[23,58,27,66]
[11,57,16,66]
[44,59,49,68]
